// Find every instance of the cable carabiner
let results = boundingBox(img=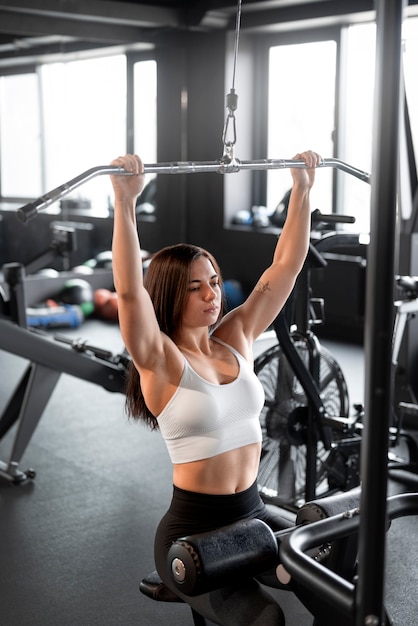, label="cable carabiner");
[221,88,238,164]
